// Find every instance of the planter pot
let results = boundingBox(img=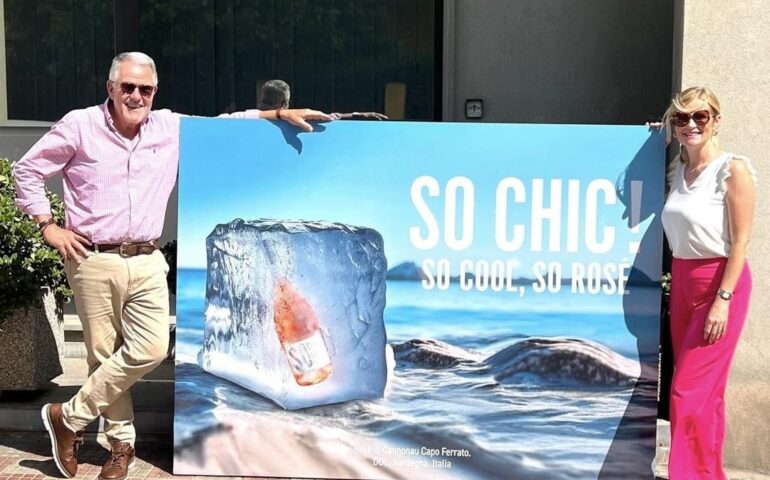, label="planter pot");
[0,288,64,390]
